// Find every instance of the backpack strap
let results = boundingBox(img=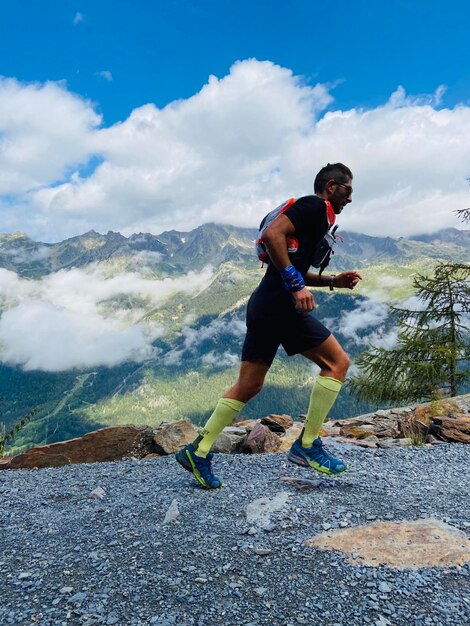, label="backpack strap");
[325,200,336,227]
